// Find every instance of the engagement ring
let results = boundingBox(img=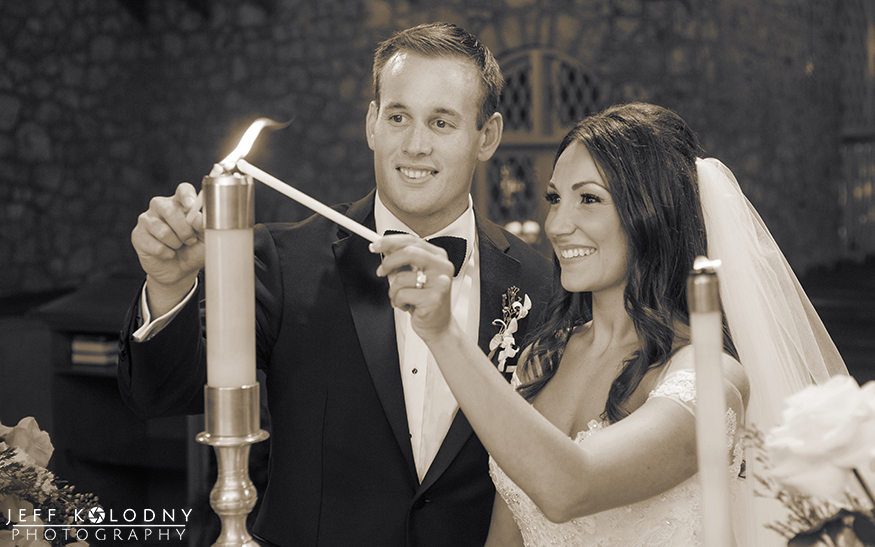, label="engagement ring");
[415,269,427,289]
